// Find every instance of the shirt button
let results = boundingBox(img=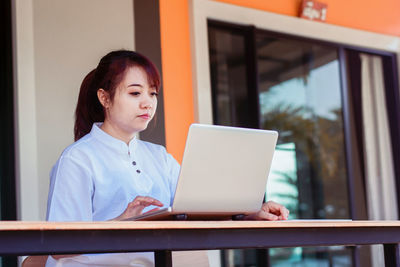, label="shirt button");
[136,170,141,174]
[132,161,136,166]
